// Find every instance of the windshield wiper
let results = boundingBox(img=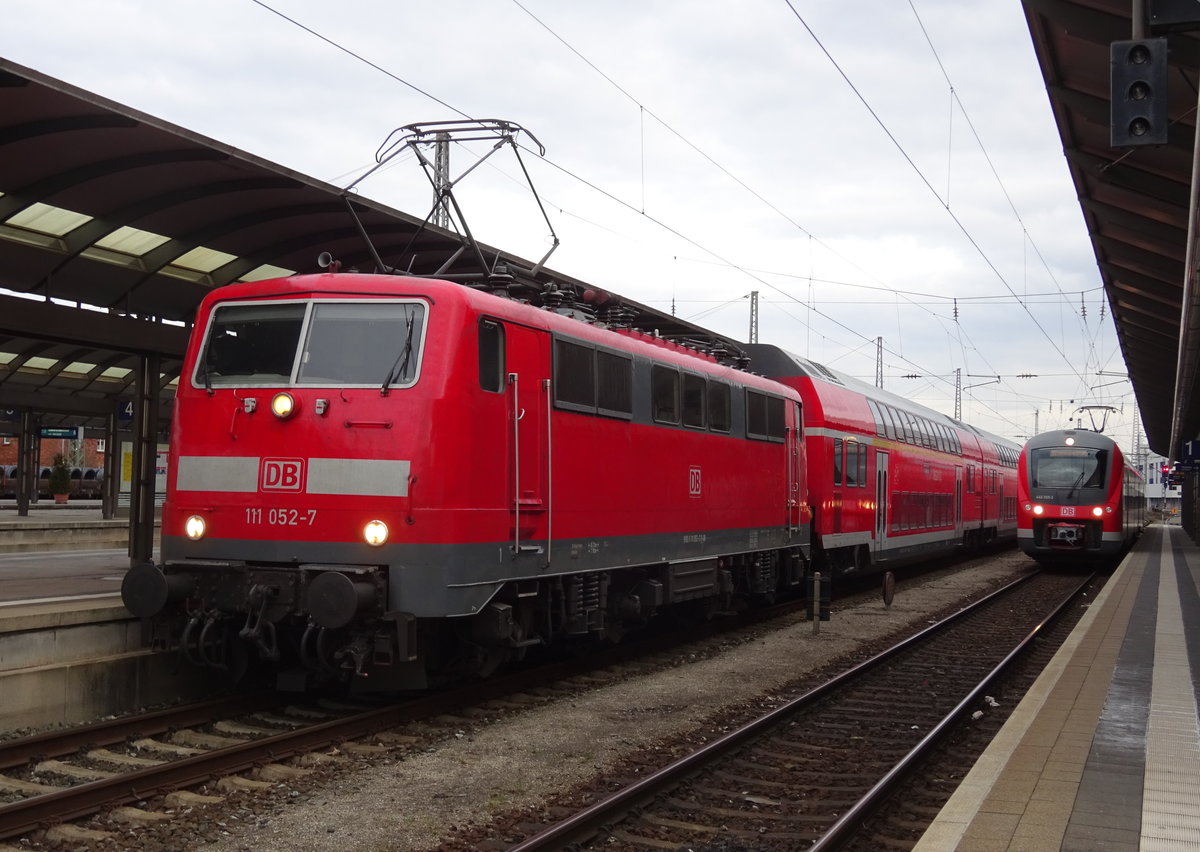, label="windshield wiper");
[381,311,416,394]
[1065,470,1086,500]
[199,350,214,396]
